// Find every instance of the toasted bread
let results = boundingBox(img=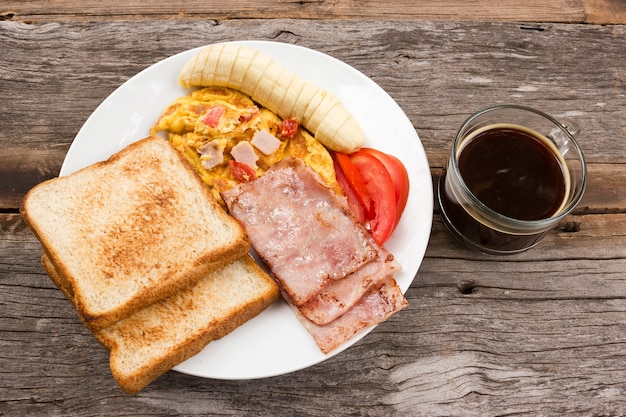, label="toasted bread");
[42,254,279,394]
[22,136,249,330]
